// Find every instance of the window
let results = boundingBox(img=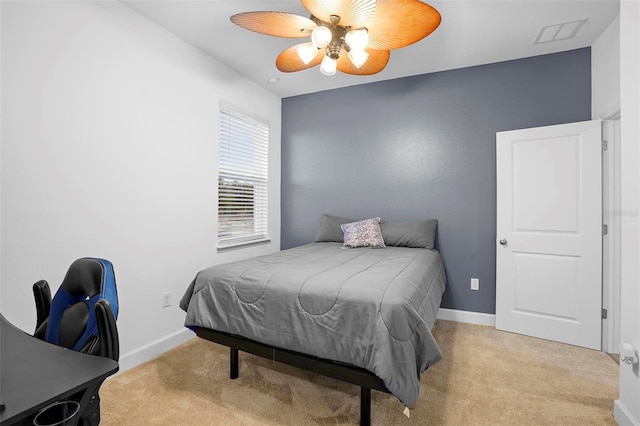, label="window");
[218,101,269,249]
